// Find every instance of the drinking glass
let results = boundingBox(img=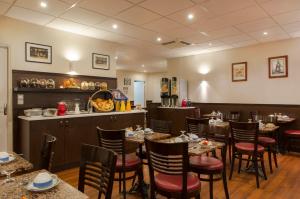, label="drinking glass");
[1,169,16,184]
[179,130,189,141]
